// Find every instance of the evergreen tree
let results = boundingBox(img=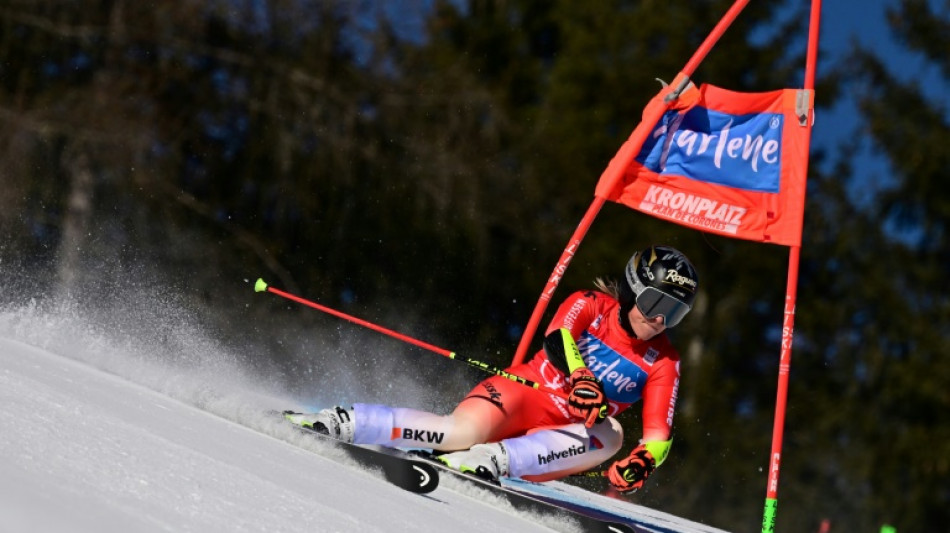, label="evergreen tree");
[5,1,948,531]
[787,1,950,530]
